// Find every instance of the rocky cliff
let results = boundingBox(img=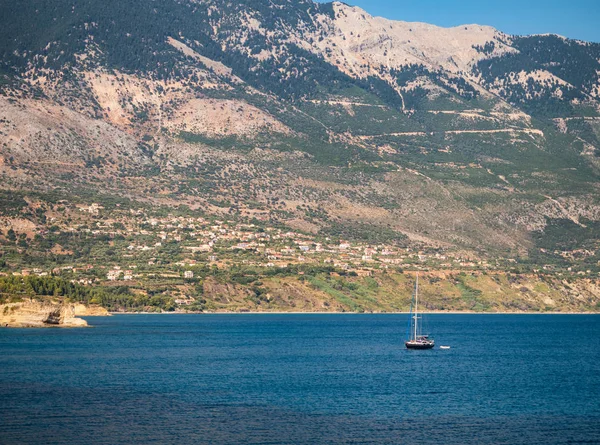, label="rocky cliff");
[0,301,88,328]
[73,303,111,317]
